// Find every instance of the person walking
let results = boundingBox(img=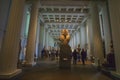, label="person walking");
[81,48,87,65]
